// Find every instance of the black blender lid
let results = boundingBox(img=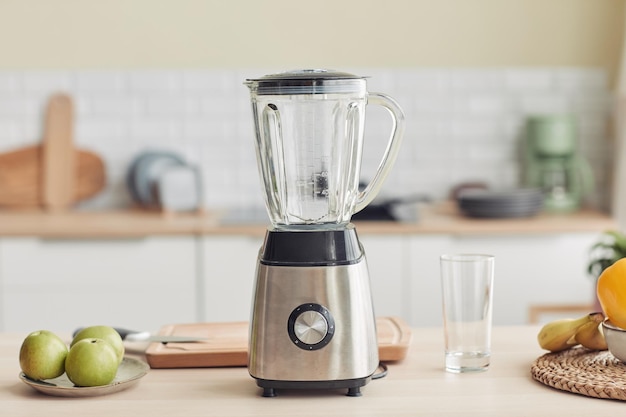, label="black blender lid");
[245,69,367,95]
